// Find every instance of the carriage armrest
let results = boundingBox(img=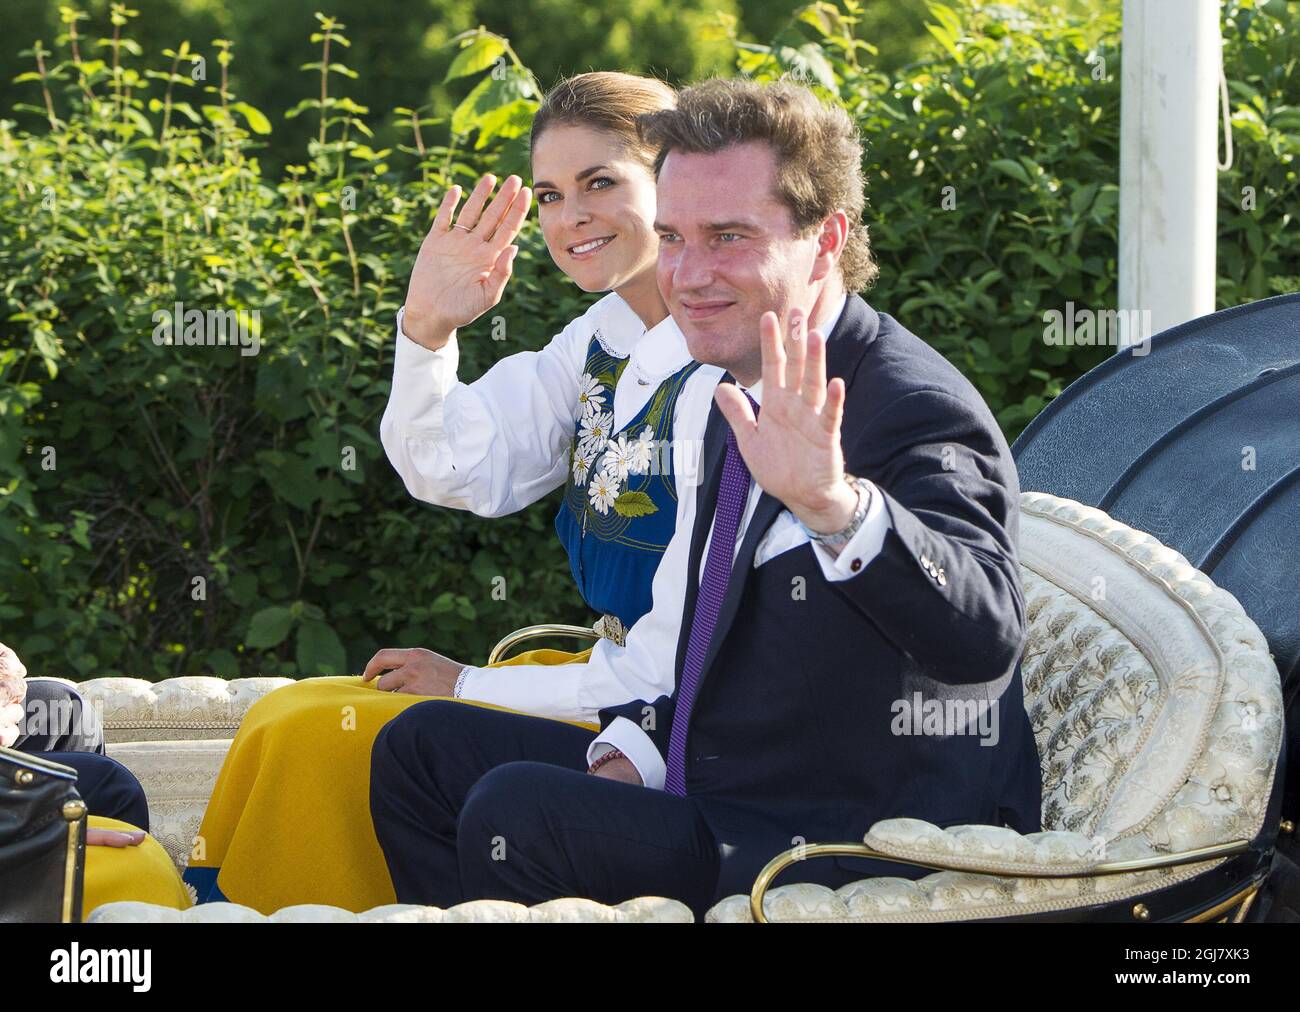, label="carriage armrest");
[486,624,602,665]
[746,818,1250,922]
